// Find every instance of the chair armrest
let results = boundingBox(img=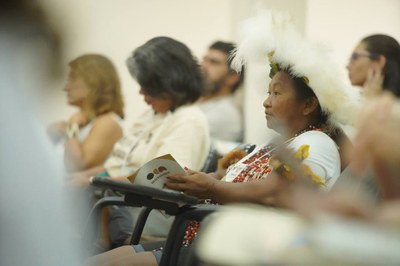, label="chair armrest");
[86,176,210,260]
[91,176,198,206]
[86,176,200,248]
